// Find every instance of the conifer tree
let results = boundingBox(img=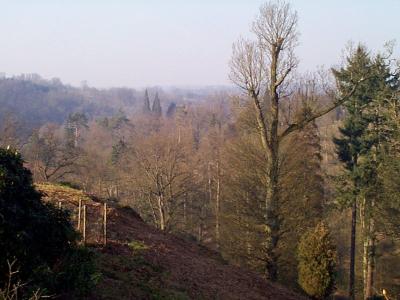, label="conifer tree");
[297,222,337,300]
[166,102,177,118]
[152,92,162,118]
[333,45,399,299]
[332,45,373,300]
[143,89,151,114]
[279,104,325,286]
[357,53,399,299]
